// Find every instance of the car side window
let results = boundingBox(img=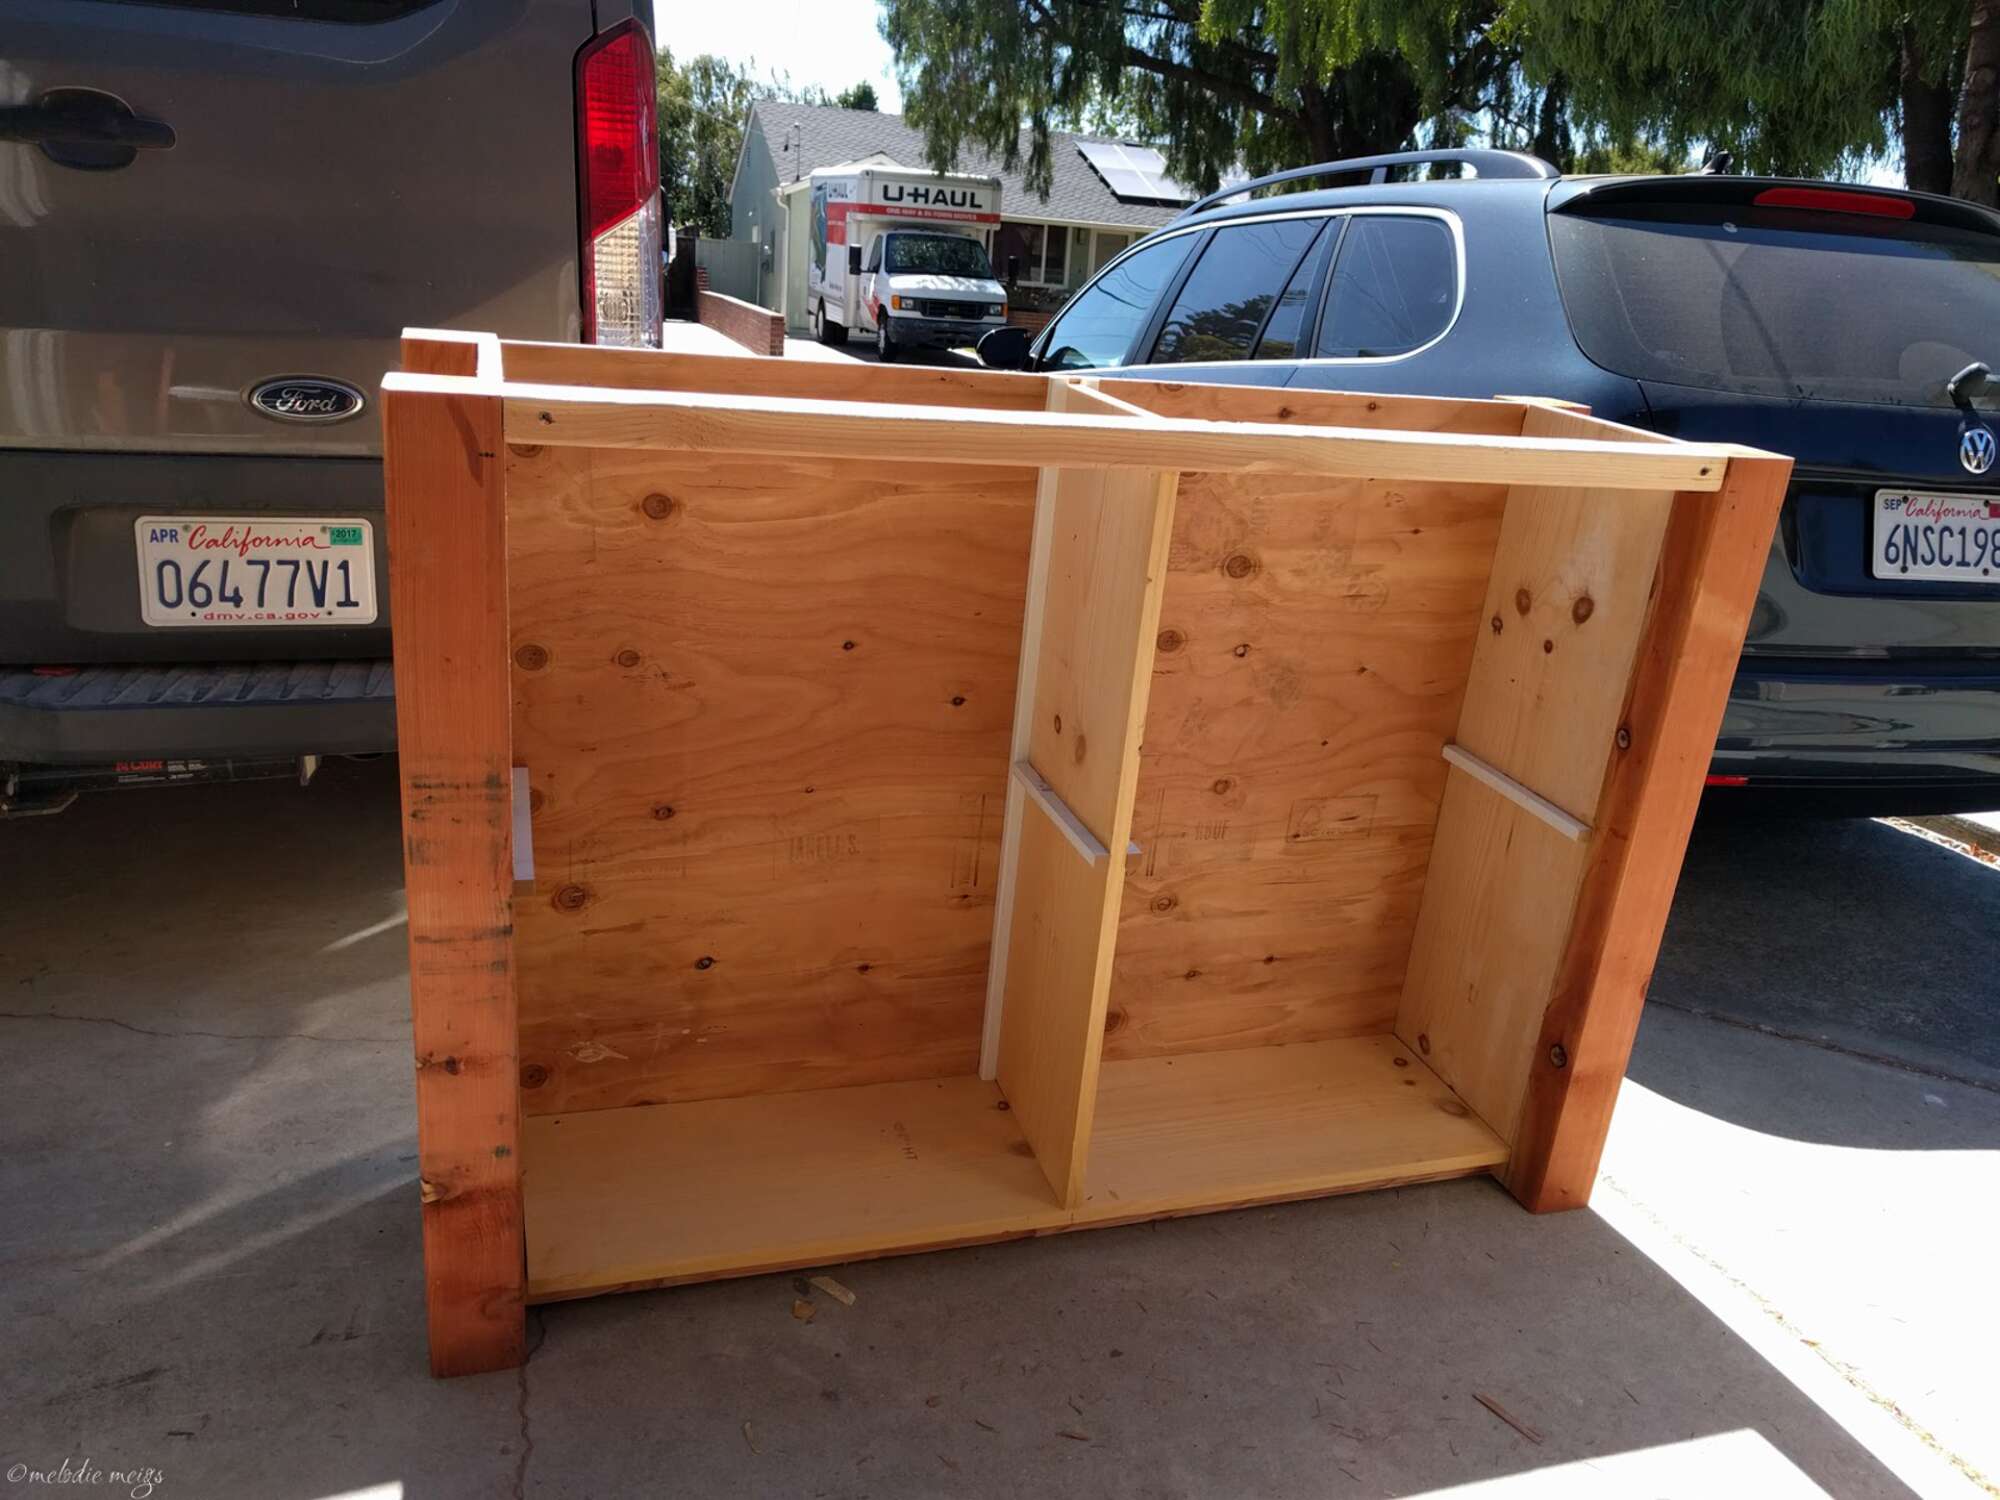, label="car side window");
[1036,233,1197,371]
[1252,222,1338,360]
[1149,217,1327,364]
[1316,215,1458,358]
